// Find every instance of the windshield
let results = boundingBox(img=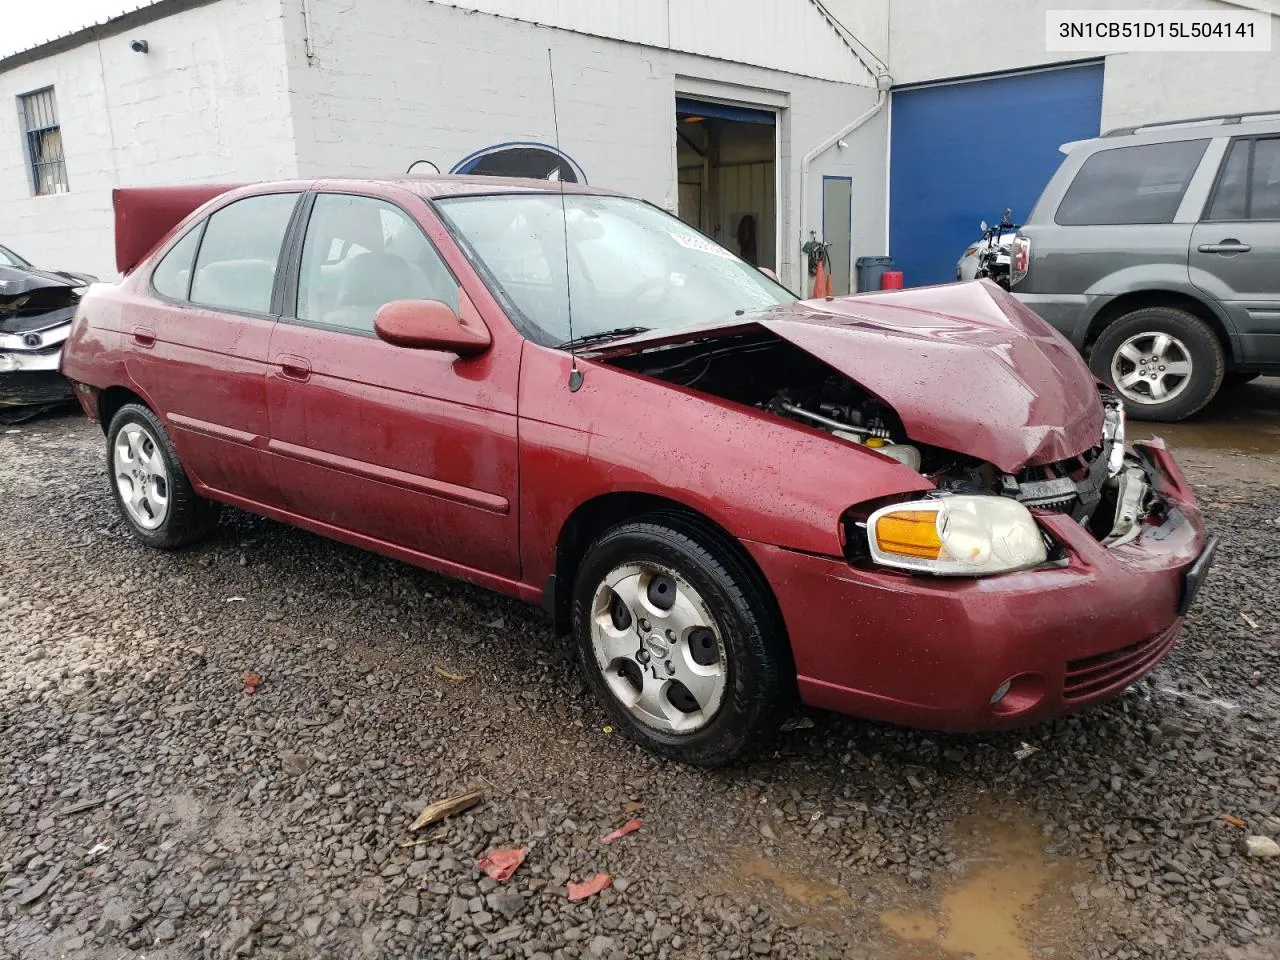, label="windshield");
[435,194,795,346]
[0,245,32,268]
